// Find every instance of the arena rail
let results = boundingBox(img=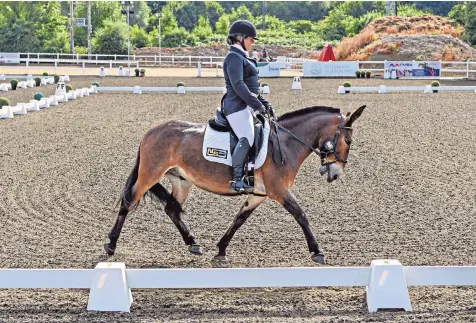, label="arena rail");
[1,260,476,313]
[337,85,476,94]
